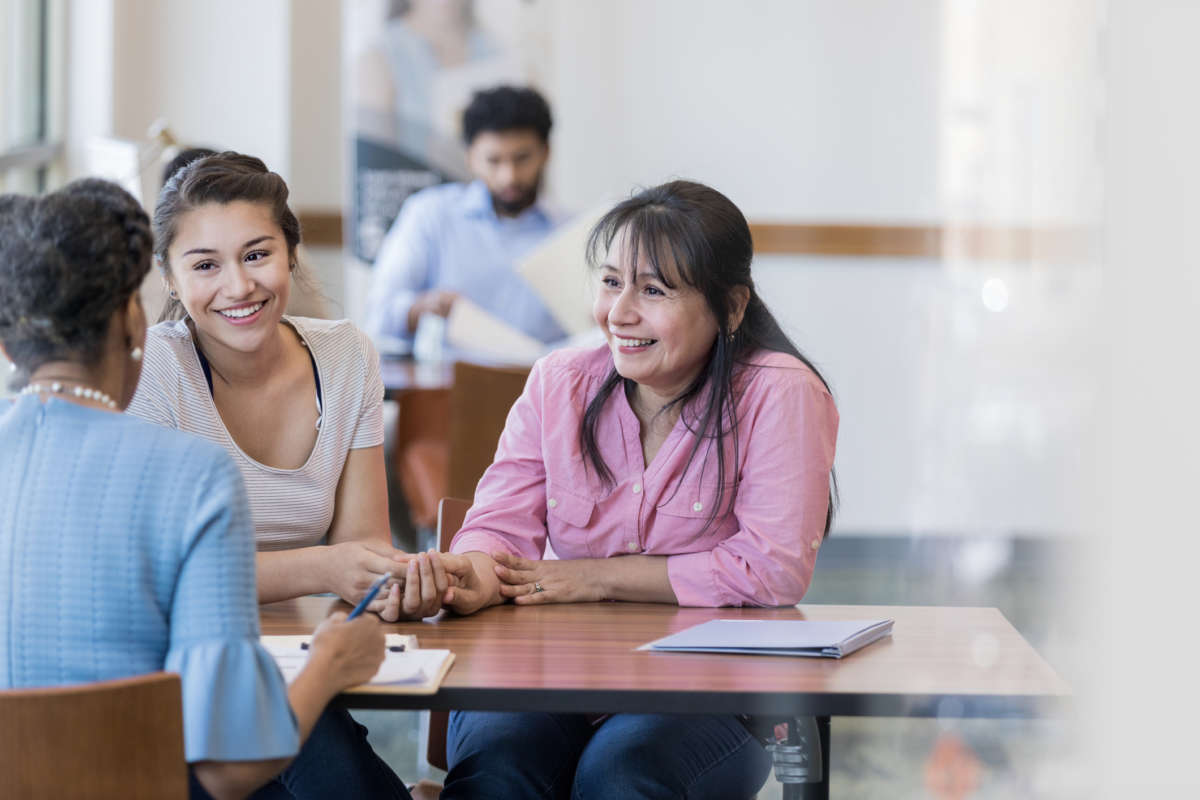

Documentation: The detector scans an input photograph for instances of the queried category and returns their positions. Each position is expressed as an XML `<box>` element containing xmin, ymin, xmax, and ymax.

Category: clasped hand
<box><xmin>325</xmin><ymin>541</ymin><xmax>456</xmax><ymax>621</ymax></box>
<box><xmin>492</xmin><ymin>552</ymin><xmax>606</xmax><ymax>605</ymax></box>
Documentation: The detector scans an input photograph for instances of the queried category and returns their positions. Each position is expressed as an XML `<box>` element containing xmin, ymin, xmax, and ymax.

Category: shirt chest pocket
<box><xmin>547</xmin><ymin>482</ymin><xmax>597</xmax><ymax>532</ymax></box>
<box><xmin>652</xmin><ymin>485</ymin><xmax>736</xmax><ymax>546</ymax></box>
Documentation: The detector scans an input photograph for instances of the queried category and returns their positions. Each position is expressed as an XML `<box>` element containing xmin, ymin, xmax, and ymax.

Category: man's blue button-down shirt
<box><xmin>365</xmin><ymin>180</ymin><xmax>566</xmax><ymax>345</ymax></box>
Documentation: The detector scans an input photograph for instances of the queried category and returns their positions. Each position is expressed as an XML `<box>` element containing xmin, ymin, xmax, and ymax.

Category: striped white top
<box><xmin>128</xmin><ymin>316</ymin><xmax>385</xmax><ymax>551</ymax></box>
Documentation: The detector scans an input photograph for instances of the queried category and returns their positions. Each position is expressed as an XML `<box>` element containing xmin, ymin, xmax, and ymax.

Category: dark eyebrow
<box><xmin>181</xmin><ymin>235</ymin><xmax>276</xmax><ymax>259</ymax></box>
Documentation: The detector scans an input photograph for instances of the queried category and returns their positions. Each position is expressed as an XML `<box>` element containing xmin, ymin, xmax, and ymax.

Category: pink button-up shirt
<box><xmin>450</xmin><ymin>345</ymin><xmax>839</xmax><ymax>607</ymax></box>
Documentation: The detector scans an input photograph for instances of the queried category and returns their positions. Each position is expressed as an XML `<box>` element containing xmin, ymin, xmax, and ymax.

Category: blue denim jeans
<box><xmin>444</xmin><ymin>710</ymin><xmax>772</xmax><ymax>800</ymax></box>
<box><xmin>248</xmin><ymin>707</ymin><xmax>410</xmax><ymax>799</ymax></box>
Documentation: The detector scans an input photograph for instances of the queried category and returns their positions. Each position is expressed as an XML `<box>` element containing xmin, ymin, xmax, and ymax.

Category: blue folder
<box><xmin>639</xmin><ymin>619</ymin><xmax>894</xmax><ymax>659</ymax></box>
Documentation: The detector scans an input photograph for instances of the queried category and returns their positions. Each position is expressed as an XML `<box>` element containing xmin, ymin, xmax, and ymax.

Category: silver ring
<box><xmin>532</xmin><ymin>581</ymin><xmax>545</xmax><ymax>594</ymax></box>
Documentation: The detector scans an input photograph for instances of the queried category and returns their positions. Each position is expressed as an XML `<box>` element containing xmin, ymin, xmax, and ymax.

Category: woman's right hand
<box><xmin>321</xmin><ymin>540</ymin><xmax>408</xmax><ymax>616</ymax></box>
<box><xmin>304</xmin><ymin>611</ymin><xmax>386</xmax><ymax>691</ymax></box>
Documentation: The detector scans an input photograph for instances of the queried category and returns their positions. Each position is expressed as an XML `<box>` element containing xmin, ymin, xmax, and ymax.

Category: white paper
<box><xmin>445</xmin><ymin>296</ymin><xmax>546</xmax><ymax>364</ymax></box>
<box><xmin>261</xmin><ymin>634</ymin><xmax>443</xmax><ymax>684</ymax></box>
<box><xmin>515</xmin><ymin>205</ymin><xmax>610</xmax><ymax>336</ymax></box>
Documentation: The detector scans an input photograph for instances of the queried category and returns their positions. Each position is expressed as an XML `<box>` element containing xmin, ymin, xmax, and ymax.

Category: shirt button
<box><xmin>811</xmin><ymin>539</ymin><xmax>821</xmax><ymax>550</ymax></box>
<box><xmin>547</xmin><ymin>498</ymin><xmax>558</xmax><ymax>509</ymax></box>
<box><xmin>692</xmin><ymin>502</ymin><xmax>703</xmax><ymax>512</ymax></box>
<box><xmin>627</xmin><ymin>541</ymin><xmax>639</xmax><ymax>553</ymax></box>
<box><xmin>632</xmin><ymin>482</ymin><xmax>642</xmax><ymax>494</ymax></box>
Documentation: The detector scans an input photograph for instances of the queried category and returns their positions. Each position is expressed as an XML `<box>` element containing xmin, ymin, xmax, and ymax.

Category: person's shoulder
<box><xmin>739</xmin><ymin>349</ymin><xmax>833</xmax><ymax>399</ymax></box>
<box><xmin>288</xmin><ymin>316</ymin><xmax>372</xmax><ymax>354</ymax></box>
<box><xmin>288</xmin><ymin>316</ymin><xmax>377</xmax><ymax>378</ymax></box>
<box><xmin>536</xmin><ymin>344</ymin><xmax>613</xmax><ymax>382</ymax></box>
<box><xmin>110</xmin><ymin>411</ymin><xmax>233</xmax><ymax>474</ymax></box>
<box><xmin>144</xmin><ymin>319</ymin><xmax>193</xmax><ymax>354</ymax></box>
<box><xmin>405</xmin><ymin>181</ymin><xmax>472</xmax><ymax>215</ymax></box>
<box><xmin>139</xmin><ymin>320</ymin><xmax>195</xmax><ymax>385</ymax></box>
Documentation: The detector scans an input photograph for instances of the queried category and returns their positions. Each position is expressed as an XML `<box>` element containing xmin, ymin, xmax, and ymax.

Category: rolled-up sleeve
<box><xmin>450</xmin><ymin>360</ymin><xmax>549</xmax><ymax>560</ymax></box>
<box><xmin>667</xmin><ymin>371</ymin><xmax>839</xmax><ymax>607</ymax></box>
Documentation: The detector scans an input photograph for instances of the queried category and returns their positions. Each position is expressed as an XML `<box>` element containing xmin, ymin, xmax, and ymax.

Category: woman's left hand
<box><xmin>493</xmin><ymin>552</ymin><xmax>607</xmax><ymax>605</ymax></box>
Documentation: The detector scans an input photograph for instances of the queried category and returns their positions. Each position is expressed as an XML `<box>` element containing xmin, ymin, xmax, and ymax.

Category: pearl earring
<box><xmin>130</xmin><ymin>346</ymin><xmax>143</xmax><ymax>362</ymax></box>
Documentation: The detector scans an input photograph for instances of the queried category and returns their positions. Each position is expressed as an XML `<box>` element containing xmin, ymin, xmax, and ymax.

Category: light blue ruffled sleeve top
<box><xmin>0</xmin><ymin>395</ymin><xmax>299</xmax><ymax>762</ymax></box>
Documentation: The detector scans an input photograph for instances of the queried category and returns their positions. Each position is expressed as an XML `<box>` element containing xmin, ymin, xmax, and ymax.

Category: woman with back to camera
<box><xmin>437</xmin><ymin>180</ymin><xmax>840</xmax><ymax>799</ymax></box>
<box><xmin>0</xmin><ymin>179</ymin><xmax>408</xmax><ymax>800</ymax></box>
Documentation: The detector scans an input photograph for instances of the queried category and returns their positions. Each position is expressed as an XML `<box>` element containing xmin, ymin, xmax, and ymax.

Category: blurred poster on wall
<box><xmin>344</xmin><ymin>0</ymin><xmax>551</xmax><ymax>264</ymax></box>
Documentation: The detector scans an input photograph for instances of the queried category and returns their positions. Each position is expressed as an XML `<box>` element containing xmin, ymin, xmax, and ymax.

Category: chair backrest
<box><xmin>427</xmin><ymin>496</ymin><xmax>473</xmax><ymax>772</ymax></box>
<box><xmin>0</xmin><ymin>671</ymin><xmax>188</xmax><ymax>799</ymax></box>
<box><xmin>446</xmin><ymin>361</ymin><xmax>531</xmax><ymax>500</ymax></box>
<box><xmin>436</xmin><ymin>496</ymin><xmax>473</xmax><ymax>555</ymax></box>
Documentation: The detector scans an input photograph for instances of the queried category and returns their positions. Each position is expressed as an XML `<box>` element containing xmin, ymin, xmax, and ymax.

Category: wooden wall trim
<box><xmin>748</xmin><ymin>223</ymin><xmax>1089</xmax><ymax>261</ymax></box>
<box><xmin>296</xmin><ymin>210</ymin><xmax>343</xmax><ymax>248</ymax></box>
<box><xmin>298</xmin><ymin>210</ymin><xmax>1086</xmax><ymax>261</ymax></box>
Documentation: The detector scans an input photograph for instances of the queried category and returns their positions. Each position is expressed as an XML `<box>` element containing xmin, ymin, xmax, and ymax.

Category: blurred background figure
<box><xmin>365</xmin><ymin>85</ymin><xmax>563</xmax><ymax>350</ymax></box>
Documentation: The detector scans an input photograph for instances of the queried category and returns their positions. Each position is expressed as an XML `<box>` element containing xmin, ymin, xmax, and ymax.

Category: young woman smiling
<box><xmin>435</xmin><ymin>180</ymin><xmax>839</xmax><ymax>800</ymax></box>
<box><xmin>129</xmin><ymin>151</ymin><xmax>451</xmax><ymax>618</ymax></box>
<box><xmin>126</xmin><ymin>153</ymin><xmax>446</xmax><ymax>798</ymax></box>
<box><xmin>129</xmin><ymin>153</ymin><xmax>451</xmax><ymax>621</ymax></box>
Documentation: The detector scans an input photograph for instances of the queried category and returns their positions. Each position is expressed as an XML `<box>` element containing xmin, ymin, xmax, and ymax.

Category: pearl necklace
<box><xmin>19</xmin><ymin>381</ymin><xmax>118</xmax><ymax>410</ymax></box>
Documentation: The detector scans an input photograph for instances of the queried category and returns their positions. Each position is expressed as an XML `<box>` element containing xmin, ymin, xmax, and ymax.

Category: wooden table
<box><xmin>262</xmin><ymin>598</ymin><xmax>1068</xmax><ymax>797</ymax></box>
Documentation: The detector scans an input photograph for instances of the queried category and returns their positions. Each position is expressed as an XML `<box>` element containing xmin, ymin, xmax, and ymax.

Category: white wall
<box><xmin>1092</xmin><ymin>2</ymin><xmax>1200</xmax><ymax>793</ymax></box>
<box><xmin>547</xmin><ymin>0</ymin><xmax>943</xmax><ymax>221</ymax></box>
<box><xmin>108</xmin><ymin>0</ymin><xmax>292</xmax><ymax>182</ymax></box>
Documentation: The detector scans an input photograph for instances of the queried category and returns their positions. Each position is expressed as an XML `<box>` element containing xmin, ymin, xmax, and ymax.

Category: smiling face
<box><xmin>165</xmin><ymin>200</ymin><xmax>291</xmax><ymax>354</ymax></box>
<box><xmin>592</xmin><ymin>229</ymin><xmax>720</xmax><ymax>407</ymax></box>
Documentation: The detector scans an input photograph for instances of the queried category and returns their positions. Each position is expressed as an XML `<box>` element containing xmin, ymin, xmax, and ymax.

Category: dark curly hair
<box><xmin>0</xmin><ymin>179</ymin><xmax>152</xmax><ymax>389</ymax></box>
<box><xmin>154</xmin><ymin>151</ymin><xmax>303</xmax><ymax>321</ymax></box>
<box><xmin>462</xmin><ymin>85</ymin><xmax>553</xmax><ymax>146</ymax></box>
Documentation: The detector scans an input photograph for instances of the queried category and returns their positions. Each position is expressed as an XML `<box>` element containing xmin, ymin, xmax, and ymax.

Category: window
<box><xmin>0</xmin><ymin>0</ymin><xmax>63</xmax><ymax>194</ymax></box>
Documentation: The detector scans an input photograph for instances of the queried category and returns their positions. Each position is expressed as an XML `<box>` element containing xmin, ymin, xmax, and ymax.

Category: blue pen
<box><xmin>347</xmin><ymin>571</ymin><xmax>393</xmax><ymax>620</ymax></box>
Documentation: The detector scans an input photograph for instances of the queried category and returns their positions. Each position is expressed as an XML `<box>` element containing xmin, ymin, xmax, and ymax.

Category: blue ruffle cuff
<box><xmin>165</xmin><ymin>637</ymin><xmax>299</xmax><ymax>763</ymax></box>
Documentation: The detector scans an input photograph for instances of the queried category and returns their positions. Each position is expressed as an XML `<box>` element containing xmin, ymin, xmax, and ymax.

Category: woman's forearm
<box><xmin>256</xmin><ymin>547</ymin><xmax>332</xmax><ymax>604</ymax></box>
<box><xmin>597</xmin><ymin>555</ymin><xmax>678</xmax><ymax>604</ymax></box>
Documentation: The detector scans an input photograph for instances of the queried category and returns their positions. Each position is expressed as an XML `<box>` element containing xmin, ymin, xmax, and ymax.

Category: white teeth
<box><xmin>218</xmin><ymin>302</ymin><xmax>264</xmax><ymax>319</ymax></box>
<box><xmin>615</xmin><ymin>337</ymin><xmax>656</xmax><ymax>347</ymax></box>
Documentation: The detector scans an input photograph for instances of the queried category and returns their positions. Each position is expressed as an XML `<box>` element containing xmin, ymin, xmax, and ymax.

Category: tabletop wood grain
<box><xmin>261</xmin><ymin>598</ymin><xmax>1070</xmax><ymax>718</ymax></box>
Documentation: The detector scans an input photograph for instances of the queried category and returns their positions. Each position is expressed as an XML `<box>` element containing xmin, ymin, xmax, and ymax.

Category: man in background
<box><xmin>365</xmin><ymin>85</ymin><xmax>565</xmax><ymax>346</ymax></box>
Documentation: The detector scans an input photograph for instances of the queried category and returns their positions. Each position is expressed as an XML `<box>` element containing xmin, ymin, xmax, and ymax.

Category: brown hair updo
<box><xmin>153</xmin><ymin>151</ymin><xmax>303</xmax><ymax>321</ymax></box>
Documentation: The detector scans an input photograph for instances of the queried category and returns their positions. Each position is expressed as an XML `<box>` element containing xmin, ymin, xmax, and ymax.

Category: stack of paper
<box><xmin>262</xmin><ymin>634</ymin><xmax>455</xmax><ymax>694</ymax></box>
<box><xmin>639</xmin><ymin>619</ymin><xmax>894</xmax><ymax>659</ymax></box>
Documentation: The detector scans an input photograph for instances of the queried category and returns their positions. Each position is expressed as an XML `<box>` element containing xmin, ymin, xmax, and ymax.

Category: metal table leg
<box><xmin>775</xmin><ymin>715</ymin><xmax>831</xmax><ymax>800</ymax></box>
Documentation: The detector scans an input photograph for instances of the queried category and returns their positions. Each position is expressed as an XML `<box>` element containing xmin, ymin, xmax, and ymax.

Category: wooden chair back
<box><xmin>446</xmin><ymin>361</ymin><xmax>530</xmax><ymax>500</ymax></box>
<box><xmin>392</xmin><ymin>386</ymin><xmax>452</xmax><ymax>530</ymax></box>
<box><xmin>0</xmin><ymin>671</ymin><xmax>188</xmax><ymax>799</ymax></box>
<box><xmin>427</xmin><ymin>496</ymin><xmax>473</xmax><ymax>772</ymax></box>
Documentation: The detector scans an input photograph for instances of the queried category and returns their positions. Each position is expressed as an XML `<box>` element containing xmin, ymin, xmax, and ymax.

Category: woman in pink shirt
<box><xmin>440</xmin><ymin>180</ymin><xmax>838</xmax><ymax>800</ymax></box>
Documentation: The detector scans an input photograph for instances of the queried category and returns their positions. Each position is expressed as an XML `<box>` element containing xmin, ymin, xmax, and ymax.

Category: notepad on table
<box><xmin>262</xmin><ymin>634</ymin><xmax>455</xmax><ymax>694</ymax></box>
<box><xmin>639</xmin><ymin>619</ymin><xmax>894</xmax><ymax>659</ymax></box>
